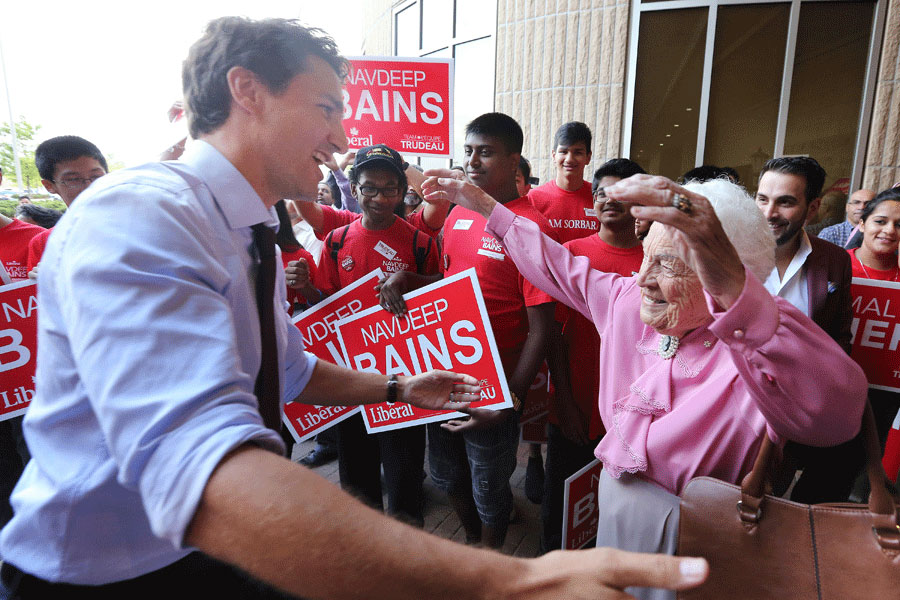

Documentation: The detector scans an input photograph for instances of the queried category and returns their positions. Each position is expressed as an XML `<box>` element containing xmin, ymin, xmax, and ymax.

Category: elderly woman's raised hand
<box><xmin>422</xmin><ymin>168</ymin><xmax>498</xmax><ymax>217</ymax></box>
<box><xmin>606</xmin><ymin>175</ymin><xmax>747</xmax><ymax>310</ymax></box>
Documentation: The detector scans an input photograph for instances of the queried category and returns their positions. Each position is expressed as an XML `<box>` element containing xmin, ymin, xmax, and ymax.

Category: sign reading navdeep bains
<box><xmin>343</xmin><ymin>57</ymin><xmax>453</xmax><ymax>158</ymax></box>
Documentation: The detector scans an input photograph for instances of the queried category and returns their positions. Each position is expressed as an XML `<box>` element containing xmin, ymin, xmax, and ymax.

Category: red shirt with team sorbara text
<box><xmin>315</xmin><ymin>217</ymin><xmax>438</xmax><ymax>295</ymax></box>
<box><xmin>527</xmin><ymin>181</ymin><xmax>598</xmax><ymax>244</ymax></box>
<box><xmin>556</xmin><ymin>235</ymin><xmax>644</xmax><ymax>437</ymax></box>
<box><xmin>1</xmin><ymin>219</ymin><xmax>45</xmax><ymax>281</ymax></box>
<box><xmin>440</xmin><ymin>198</ymin><xmax>556</xmax><ymax>372</ymax></box>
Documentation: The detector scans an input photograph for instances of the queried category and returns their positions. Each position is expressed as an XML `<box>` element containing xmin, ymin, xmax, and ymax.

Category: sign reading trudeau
<box><xmin>343</xmin><ymin>56</ymin><xmax>453</xmax><ymax>158</ymax></box>
<box><xmin>850</xmin><ymin>278</ymin><xmax>900</xmax><ymax>392</ymax></box>
<box><xmin>562</xmin><ymin>459</ymin><xmax>602</xmax><ymax>550</ymax></box>
<box><xmin>0</xmin><ymin>281</ymin><xmax>37</xmax><ymax>422</ymax></box>
<box><xmin>282</xmin><ymin>269</ymin><xmax>384</xmax><ymax>442</ymax></box>
<box><xmin>334</xmin><ymin>269</ymin><xmax>512</xmax><ymax>433</ymax></box>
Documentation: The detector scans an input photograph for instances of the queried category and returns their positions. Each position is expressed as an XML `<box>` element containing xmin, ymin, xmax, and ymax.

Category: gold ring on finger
<box><xmin>671</xmin><ymin>193</ymin><xmax>693</xmax><ymax>215</ymax></box>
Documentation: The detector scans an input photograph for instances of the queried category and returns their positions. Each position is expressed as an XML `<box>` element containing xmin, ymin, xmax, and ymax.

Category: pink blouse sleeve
<box><xmin>708</xmin><ymin>271</ymin><xmax>868</xmax><ymax>447</ymax></box>
<box><xmin>486</xmin><ymin>203</ymin><xmax>628</xmax><ymax>336</ymax></box>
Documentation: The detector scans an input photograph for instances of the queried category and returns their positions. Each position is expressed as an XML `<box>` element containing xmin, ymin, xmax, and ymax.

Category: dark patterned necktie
<box><xmin>251</xmin><ymin>223</ymin><xmax>281</xmax><ymax>431</ymax></box>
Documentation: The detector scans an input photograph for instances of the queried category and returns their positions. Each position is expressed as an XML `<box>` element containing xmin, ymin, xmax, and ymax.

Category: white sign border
<box><xmin>344</xmin><ymin>56</ymin><xmax>454</xmax><ymax>159</ymax></box>
<box><xmin>561</xmin><ymin>458</ymin><xmax>602</xmax><ymax>550</ymax></box>
<box><xmin>280</xmin><ymin>268</ymin><xmax>384</xmax><ymax>442</ymax></box>
<box><xmin>334</xmin><ymin>268</ymin><xmax>512</xmax><ymax>433</ymax></box>
<box><xmin>0</xmin><ymin>280</ymin><xmax>38</xmax><ymax>422</ymax></box>
<box><xmin>850</xmin><ymin>277</ymin><xmax>900</xmax><ymax>393</ymax></box>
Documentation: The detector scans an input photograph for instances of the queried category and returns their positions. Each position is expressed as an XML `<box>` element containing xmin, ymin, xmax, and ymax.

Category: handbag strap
<box><xmin>738</xmin><ymin>401</ymin><xmax>900</xmax><ymax>550</ymax></box>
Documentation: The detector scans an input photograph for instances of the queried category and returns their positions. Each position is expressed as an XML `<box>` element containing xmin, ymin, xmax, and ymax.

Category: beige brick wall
<box><xmin>496</xmin><ymin>0</ymin><xmax>632</xmax><ymax>184</ymax></box>
<box><xmin>864</xmin><ymin>1</ymin><xmax>900</xmax><ymax>191</ymax></box>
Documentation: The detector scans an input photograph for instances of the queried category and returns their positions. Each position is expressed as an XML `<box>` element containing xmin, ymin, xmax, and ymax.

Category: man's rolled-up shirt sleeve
<box><xmin>56</xmin><ymin>186</ymin><xmax>285</xmax><ymax>549</ymax></box>
<box><xmin>283</xmin><ymin>324</ymin><xmax>318</xmax><ymax>403</ymax></box>
<box><xmin>707</xmin><ymin>270</ymin><xmax>868</xmax><ymax>447</ymax></box>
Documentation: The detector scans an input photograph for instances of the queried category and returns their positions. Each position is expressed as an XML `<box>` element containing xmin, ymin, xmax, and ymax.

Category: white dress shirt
<box><xmin>0</xmin><ymin>141</ymin><xmax>317</xmax><ymax>584</ymax></box>
<box><xmin>764</xmin><ymin>230</ymin><xmax>813</xmax><ymax>316</ymax></box>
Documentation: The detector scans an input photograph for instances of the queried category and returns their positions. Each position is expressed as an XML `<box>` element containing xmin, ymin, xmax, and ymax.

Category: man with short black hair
<box><xmin>380</xmin><ymin>113</ymin><xmax>559</xmax><ymax>548</ymax></box>
<box><xmin>0</xmin><ymin>17</ymin><xmax>707</xmax><ymax>600</ymax></box>
<box><xmin>26</xmin><ymin>135</ymin><xmax>108</xmax><ymax>271</ymax></box>
<box><xmin>755</xmin><ymin>156</ymin><xmax>859</xmax><ymax>503</ymax></box>
<box><xmin>528</xmin><ymin>121</ymin><xmax>598</xmax><ymax>243</ymax></box>
<box><xmin>541</xmin><ymin>158</ymin><xmax>647</xmax><ymax>552</ymax></box>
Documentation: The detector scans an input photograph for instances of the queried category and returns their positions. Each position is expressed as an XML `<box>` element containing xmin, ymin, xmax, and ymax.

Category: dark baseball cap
<box><xmin>354</xmin><ymin>144</ymin><xmax>407</xmax><ymax>179</ymax></box>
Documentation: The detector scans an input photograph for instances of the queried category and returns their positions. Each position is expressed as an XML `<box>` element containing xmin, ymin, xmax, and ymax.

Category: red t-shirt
<box><xmin>315</xmin><ymin>216</ymin><xmax>439</xmax><ymax>295</ymax></box>
<box><xmin>555</xmin><ymin>235</ymin><xmax>644</xmax><ymax>438</ymax></box>
<box><xmin>316</xmin><ymin>205</ymin><xmax>442</xmax><ymax>241</ymax></box>
<box><xmin>1</xmin><ymin>219</ymin><xmax>45</xmax><ymax>281</ymax></box>
<box><xmin>848</xmin><ymin>248</ymin><xmax>900</xmax><ymax>281</ymax></box>
<box><xmin>281</xmin><ymin>246</ymin><xmax>318</xmax><ymax>315</ymax></box>
<box><xmin>26</xmin><ymin>227</ymin><xmax>53</xmax><ymax>272</ymax></box>
<box><xmin>440</xmin><ymin>197</ymin><xmax>556</xmax><ymax>373</ymax></box>
<box><xmin>527</xmin><ymin>180</ymin><xmax>598</xmax><ymax>244</ymax></box>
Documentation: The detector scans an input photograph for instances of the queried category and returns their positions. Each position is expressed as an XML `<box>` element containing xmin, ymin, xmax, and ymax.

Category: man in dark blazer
<box><xmin>755</xmin><ymin>156</ymin><xmax>860</xmax><ymax>503</ymax></box>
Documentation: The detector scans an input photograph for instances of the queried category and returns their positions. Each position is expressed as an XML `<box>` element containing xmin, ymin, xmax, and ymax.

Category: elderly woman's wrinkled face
<box><xmin>636</xmin><ymin>224</ymin><xmax>712</xmax><ymax>337</ymax></box>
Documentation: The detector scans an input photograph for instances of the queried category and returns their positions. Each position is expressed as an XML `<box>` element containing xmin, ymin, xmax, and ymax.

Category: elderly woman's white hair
<box><xmin>681</xmin><ymin>178</ymin><xmax>776</xmax><ymax>284</ymax></box>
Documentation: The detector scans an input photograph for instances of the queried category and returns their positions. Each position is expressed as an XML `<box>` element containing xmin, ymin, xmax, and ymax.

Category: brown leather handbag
<box><xmin>677</xmin><ymin>404</ymin><xmax>900</xmax><ymax>599</ymax></box>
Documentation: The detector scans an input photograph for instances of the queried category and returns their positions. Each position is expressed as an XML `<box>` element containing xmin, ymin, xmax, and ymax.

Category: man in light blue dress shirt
<box><xmin>0</xmin><ymin>17</ymin><xmax>708</xmax><ymax>600</ymax></box>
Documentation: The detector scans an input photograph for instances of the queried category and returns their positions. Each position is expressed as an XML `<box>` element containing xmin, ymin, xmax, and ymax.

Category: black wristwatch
<box><xmin>386</xmin><ymin>374</ymin><xmax>399</xmax><ymax>404</ymax></box>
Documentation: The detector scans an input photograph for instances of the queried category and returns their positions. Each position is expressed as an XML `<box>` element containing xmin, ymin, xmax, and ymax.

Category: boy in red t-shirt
<box><xmin>293</xmin><ymin>161</ymin><xmax>450</xmax><ymax>242</ymax></box>
<box><xmin>381</xmin><ymin>114</ymin><xmax>557</xmax><ymax>548</ymax></box>
<box><xmin>0</xmin><ymin>214</ymin><xmax>44</xmax><ymax>283</ymax></box>
<box><xmin>527</xmin><ymin>121</ymin><xmax>599</xmax><ymax>244</ymax></box>
<box><xmin>311</xmin><ymin>145</ymin><xmax>439</xmax><ymax>526</ymax></box>
<box><xmin>541</xmin><ymin>157</ymin><xmax>647</xmax><ymax>551</ymax></box>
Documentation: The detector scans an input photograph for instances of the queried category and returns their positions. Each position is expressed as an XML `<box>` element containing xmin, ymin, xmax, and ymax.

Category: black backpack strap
<box><xmin>329</xmin><ymin>225</ymin><xmax>351</xmax><ymax>262</ymax></box>
<box><xmin>412</xmin><ymin>229</ymin><xmax>433</xmax><ymax>275</ymax></box>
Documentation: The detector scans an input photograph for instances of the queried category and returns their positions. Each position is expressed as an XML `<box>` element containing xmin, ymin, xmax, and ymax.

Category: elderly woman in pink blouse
<box><xmin>423</xmin><ymin>172</ymin><xmax>868</xmax><ymax>600</ymax></box>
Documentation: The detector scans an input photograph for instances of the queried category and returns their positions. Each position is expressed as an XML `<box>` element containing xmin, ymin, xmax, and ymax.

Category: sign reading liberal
<box><xmin>850</xmin><ymin>278</ymin><xmax>900</xmax><ymax>392</ymax></box>
<box><xmin>282</xmin><ymin>269</ymin><xmax>384</xmax><ymax>443</ymax></box>
<box><xmin>334</xmin><ymin>268</ymin><xmax>512</xmax><ymax>433</ymax></box>
<box><xmin>562</xmin><ymin>459</ymin><xmax>602</xmax><ymax>550</ymax></box>
<box><xmin>0</xmin><ymin>281</ymin><xmax>37</xmax><ymax>422</ymax></box>
<box><xmin>343</xmin><ymin>56</ymin><xmax>453</xmax><ymax>157</ymax></box>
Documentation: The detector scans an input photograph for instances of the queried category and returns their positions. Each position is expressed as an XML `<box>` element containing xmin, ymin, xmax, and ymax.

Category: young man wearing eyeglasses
<box><xmin>290</xmin><ymin>157</ymin><xmax>449</xmax><ymax>242</ymax></box>
<box><xmin>311</xmin><ymin>144</ymin><xmax>440</xmax><ymax>527</ymax></box>
<box><xmin>26</xmin><ymin>136</ymin><xmax>108</xmax><ymax>272</ymax></box>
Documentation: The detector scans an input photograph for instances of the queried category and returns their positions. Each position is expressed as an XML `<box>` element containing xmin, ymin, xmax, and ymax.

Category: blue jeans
<box><xmin>427</xmin><ymin>411</ymin><xmax>519</xmax><ymax>528</ymax></box>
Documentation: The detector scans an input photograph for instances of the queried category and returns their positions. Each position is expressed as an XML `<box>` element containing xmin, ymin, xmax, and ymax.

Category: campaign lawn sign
<box><xmin>343</xmin><ymin>57</ymin><xmax>453</xmax><ymax>157</ymax></box>
<box><xmin>849</xmin><ymin>278</ymin><xmax>900</xmax><ymax>392</ymax></box>
<box><xmin>561</xmin><ymin>459</ymin><xmax>603</xmax><ymax>550</ymax></box>
<box><xmin>849</xmin><ymin>278</ymin><xmax>900</xmax><ymax>481</ymax></box>
<box><xmin>0</xmin><ymin>281</ymin><xmax>37</xmax><ymax>422</ymax></box>
<box><xmin>334</xmin><ymin>268</ymin><xmax>512</xmax><ymax>433</ymax></box>
<box><xmin>282</xmin><ymin>269</ymin><xmax>384</xmax><ymax>442</ymax></box>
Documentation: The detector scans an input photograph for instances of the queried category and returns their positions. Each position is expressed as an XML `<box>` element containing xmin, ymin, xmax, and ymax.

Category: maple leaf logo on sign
<box><xmin>350</xmin><ymin>127</ymin><xmax>359</xmax><ymax>136</ymax></box>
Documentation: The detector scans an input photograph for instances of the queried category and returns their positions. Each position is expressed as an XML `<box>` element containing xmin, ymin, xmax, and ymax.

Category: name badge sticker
<box><xmin>453</xmin><ymin>219</ymin><xmax>474</xmax><ymax>230</ymax></box>
<box><xmin>374</xmin><ymin>241</ymin><xmax>397</xmax><ymax>261</ymax></box>
<box><xmin>584</xmin><ymin>208</ymin><xmax>597</xmax><ymax>217</ymax></box>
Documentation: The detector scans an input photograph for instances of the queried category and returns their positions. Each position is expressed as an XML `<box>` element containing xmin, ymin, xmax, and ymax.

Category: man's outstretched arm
<box><xmin>187</xmin><ymin>444</ymin><xmax>709</xmax><ymax>600</ymax></box>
